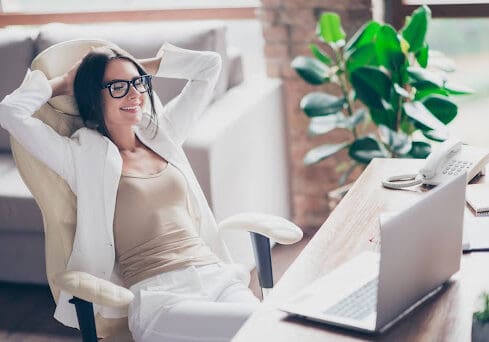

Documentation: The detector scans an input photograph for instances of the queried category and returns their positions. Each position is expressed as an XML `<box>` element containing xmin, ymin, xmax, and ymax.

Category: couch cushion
<box><xmin>0</xmin><ymin>154</ymin><xmax>43</xmax><ymax>233</ymax></box>
<box><xmin>35</xmin><ymin>21</ymin><xmax>229</xmax><ymax>105</ymax></box>
<box><xmin>0</xmin><ymin>29</ymin><xmax>36</xmax><ymax>152</ymax></box>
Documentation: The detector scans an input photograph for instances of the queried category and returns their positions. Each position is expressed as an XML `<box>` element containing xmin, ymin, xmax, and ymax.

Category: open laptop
<box><xmin>281</xmin><ymin>173</ymin><xmax>466</xmax><ymax>333</ymax></box>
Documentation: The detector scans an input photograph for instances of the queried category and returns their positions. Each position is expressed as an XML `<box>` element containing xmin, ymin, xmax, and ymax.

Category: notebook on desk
<box><xmin>281</xmin><ymin>173</ymin><xmax>466</xmax><ymax>334</ymax></box>
<box><xmin>463</xmin><ymin>206</ymin><xmax>489</xmax><ymax>252</ymax></box>
<box><xmin>466</xmin><ymin>183</ymin><xmax>489</xmax><ymax>216</ymax></box>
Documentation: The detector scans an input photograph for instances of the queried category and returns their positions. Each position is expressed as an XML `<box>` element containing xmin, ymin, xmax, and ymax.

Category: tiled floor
<box><xmin>0</xmin><ymin>229</ymin><xmax>316</xmax><ymax>341</ymax></box>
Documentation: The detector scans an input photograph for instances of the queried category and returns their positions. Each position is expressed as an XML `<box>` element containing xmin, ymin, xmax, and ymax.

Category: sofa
<box><xmin>0</xmin><ymin>21</ymin><xmax>291</xmax><ymax>284</ymax></box>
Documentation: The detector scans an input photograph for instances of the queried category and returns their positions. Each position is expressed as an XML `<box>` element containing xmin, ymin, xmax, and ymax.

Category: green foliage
<box><xmin>474</xmin><ymin>292</ymin><xmax>489</xmax><ymax>323</ymax></box>
<box><xmin>290</xmin><ymin>5</ymin><xmax>472</xmax><ymax>185</ymax></box>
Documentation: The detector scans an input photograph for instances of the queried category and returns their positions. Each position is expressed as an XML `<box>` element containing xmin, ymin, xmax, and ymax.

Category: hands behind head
<box><xmin>48</xmin><ymin>48</ymin><xmax>93</xmax><ymax>98</ymax></box>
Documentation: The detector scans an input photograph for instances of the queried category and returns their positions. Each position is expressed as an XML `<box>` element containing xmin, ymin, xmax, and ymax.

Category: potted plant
<box><xmin>473</xmin><ymin>292</ymin><xmax>489</xmax><ymax>341</ymax></box>
<box><xmin>291</xmin><ymin>5</ymin><xmax>472</xmax><ymax>187</ymax></box>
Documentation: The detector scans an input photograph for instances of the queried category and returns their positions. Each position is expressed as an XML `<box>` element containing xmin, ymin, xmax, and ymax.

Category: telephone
<box><xmin>382</xmin><ymin>139</ymin><xmax>489</xmax><ymax>189</ymax></box>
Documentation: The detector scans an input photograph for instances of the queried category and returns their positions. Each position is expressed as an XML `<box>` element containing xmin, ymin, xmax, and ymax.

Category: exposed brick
<box><xmin>278</xmin><ymin>9</ymin><xmax>317</xmax><ymax>26</ymax></box>
<box><xmin>289</xmin><ymin>25</ymin><xmax>317</xmax><ymax>43</ymax></box>
<box><xmin>258</xmin><ymin>0</ymin><xmax>374</xmax><ymax>228</ymax></box>
<box><xmin>256</xmin><ymin>8</ymin><xmax>280</xmax><ymax>25</ymax></box>
<box><xmin>264</xmin><ymin>42</ymin><xmax>289</xmax><ymax>59</ymax></box>
<box><xmin>262</xmin><ymin>25</ymin><xmax>289</xmax><ymax>43</ymax></box>
<box><xmin>261</xmin><ymin>0</ymin><xmax>283</xmax><ymax>8</ymax></box>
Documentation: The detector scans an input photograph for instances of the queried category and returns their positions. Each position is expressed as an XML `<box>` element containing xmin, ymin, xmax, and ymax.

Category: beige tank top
<box><xmin>113</xmin><ymin>163</ymin><xmax>220</xmax><ymax>287</ymax></box>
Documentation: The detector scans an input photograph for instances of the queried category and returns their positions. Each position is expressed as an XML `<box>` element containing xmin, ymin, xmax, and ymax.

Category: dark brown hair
<box><xmin>74</xmin><ymin>46</ymin><xmax>158</xmax><ymax>139</ymax></box>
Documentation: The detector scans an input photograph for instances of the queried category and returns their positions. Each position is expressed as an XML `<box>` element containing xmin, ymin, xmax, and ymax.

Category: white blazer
<box><xmin>0</xmin><ymin>43</ymin><xmax>232</xmax><ymax>328</ymax></box>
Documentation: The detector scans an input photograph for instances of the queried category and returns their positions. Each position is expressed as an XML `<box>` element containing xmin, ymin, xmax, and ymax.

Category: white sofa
<box><xmin>0</xmin><ymin>21</ymin><xmax>291</xmax><ymax>284</ymax></box>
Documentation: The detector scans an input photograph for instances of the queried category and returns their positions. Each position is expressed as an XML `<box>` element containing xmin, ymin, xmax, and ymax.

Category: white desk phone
<box><xmin>382</xmin><ymin>139</ymin><xmax>489</xmax><ymax>189</ymax></box>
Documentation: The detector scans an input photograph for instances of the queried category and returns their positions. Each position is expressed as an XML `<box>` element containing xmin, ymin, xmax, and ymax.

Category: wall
<box><xmin>257</xmin><ymin>0</ymin><xmax>374</xmax><ymax>230</ymax></box>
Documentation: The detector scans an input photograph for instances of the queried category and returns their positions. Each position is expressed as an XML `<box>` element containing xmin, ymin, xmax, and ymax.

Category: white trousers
<box><xmin>128</xmin><ymin>263</ymin><xmax>260</xmax><ymax>342</ymax></box>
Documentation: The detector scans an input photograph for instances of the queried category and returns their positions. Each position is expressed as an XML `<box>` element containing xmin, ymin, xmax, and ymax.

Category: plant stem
<box><xmin>334</xmin><ymin>47</ymin><xmax>357</xmax><ymax>139</ymax></box>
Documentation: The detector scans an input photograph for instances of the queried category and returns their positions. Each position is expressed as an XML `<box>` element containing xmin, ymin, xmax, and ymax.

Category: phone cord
<box><xmin>381</xmin><ymin>173</ymin><xmax>424</xmax><ymax>190</ymax></box>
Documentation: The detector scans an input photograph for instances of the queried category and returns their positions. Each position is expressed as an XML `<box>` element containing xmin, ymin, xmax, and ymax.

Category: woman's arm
<box><xmin>138</xmin><ymin>57</ymin><xmax>161</xmax><ymax>76</ymax></box>
<box><xmin>141</xmin><ymin>43</ymin><xmax>222</xmax><ymax>146</ymax></box>
<box><xmin>0</xmin><ymin>70</ymin><xmax>77</xmax><ymax>192</ymax></box>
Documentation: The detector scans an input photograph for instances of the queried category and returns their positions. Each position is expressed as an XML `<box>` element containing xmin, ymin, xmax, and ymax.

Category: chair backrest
<box><xmin>9</xmin><ymin>39</ymin><xmax>154</xmax><ymax>338</ymax></box>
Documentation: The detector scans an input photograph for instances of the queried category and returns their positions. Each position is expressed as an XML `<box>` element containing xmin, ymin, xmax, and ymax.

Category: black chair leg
<box><xmin>69</xmin><ymin>296</ymin><xmax>98</xmax><ymax>342</ymax></box>
<box><xmin>249</xmin><ymin>232</ymin><xmax>273</xmax><ymax>297</ymax></box>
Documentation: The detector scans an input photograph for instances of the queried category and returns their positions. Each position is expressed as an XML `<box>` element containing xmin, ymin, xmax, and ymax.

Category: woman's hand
<box><xmin>49</xmin><ymin>59</ymin><xmax>81</xmax><ymax>98</ymax></box>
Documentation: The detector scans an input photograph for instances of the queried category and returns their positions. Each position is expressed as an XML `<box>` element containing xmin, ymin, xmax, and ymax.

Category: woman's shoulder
<box><xmin>70</xmin><ymin>126</ymin><xmax>107</xmax><ymax>145</ymax></box>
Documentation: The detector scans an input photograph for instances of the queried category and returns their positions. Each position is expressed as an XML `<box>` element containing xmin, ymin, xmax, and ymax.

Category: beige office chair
<box><xmin>10</xmin><ymin>39</ymin><xmax>303</xmax><ymax>341</ymax></box>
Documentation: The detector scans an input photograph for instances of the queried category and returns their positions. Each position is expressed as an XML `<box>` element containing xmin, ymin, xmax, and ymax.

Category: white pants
<box><xmin>128</xmin><ymin>263</ymin><xmax>260</xmax><ymax>342</ymax></box>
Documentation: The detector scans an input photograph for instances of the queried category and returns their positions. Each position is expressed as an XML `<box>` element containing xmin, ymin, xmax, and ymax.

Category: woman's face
<box><xmin>101</xmin><ymin>59</ymin><xmax>145</xmax><ymax>128</ymax></box>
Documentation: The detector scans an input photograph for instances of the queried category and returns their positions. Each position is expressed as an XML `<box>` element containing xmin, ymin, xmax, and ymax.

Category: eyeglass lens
<box><xmin>108</xmin><ymin>76</ymin><xmax>151</xmax><ymax>98</ymax></box>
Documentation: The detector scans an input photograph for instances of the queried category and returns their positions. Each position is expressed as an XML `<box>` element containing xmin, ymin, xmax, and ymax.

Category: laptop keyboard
<box><xmin>324</xmin><ymin>277</ymin><xmax>378</xmax><ymax>320</ymax></box>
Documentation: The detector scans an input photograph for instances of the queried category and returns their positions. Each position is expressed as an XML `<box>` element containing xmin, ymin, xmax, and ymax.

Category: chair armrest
<box><xmin>53</xmin><ymin>271</ymin><xmax>134</xmax><ymax>309</ymax></box>
<box><xmin>218</xmin><ymin>212</ymin><xmax>303</xmax><ymax>245</ymax></box>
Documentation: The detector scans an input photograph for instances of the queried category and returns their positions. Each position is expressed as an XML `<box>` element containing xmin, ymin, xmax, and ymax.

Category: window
<box><xmin>426</xmin><ymin>18</ymin><xmax>489</xmax><ymax>146</ymax></box>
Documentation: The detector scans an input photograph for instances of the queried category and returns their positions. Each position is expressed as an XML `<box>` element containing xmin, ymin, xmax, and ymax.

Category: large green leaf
<box><xmin>378</xmin><ymin>125</ymin><xmax>412</xmax><ymax>155</ymax></box>
<box><xmin>414</xmin><ymin>84</ymin><xmax>449</xmax><ymax>100</ymax></box>
<box><xmin>403</xmin><ymin>141</ymin><xmax>432</xmax><ymax>158</ymax></box>
<box><xmin>400</xmin><ymin>115</ymin><xmax>417</xmax><ymax>135</ymax></box>
<box><xmin>401</xmin><ymin>5</ymin><xmax>431</xmax><ymax>52</ymax></box>
<box><xmin>308</xmin><ymin>108</ymin><xmax>367</xmax><ymax>136</ymax></box>
<box><xmin>317</xmin><ymin>12</ymin><xmax>346</xmax><ymax>44</ymax></box>
<box><xmin>346</xmin><ymin>43</ymin><xmax>378</xmax><ymax>72</ymax></box>
<box><xmin>416</xmin><ymin>43</ymin><xmax>429</xmax><ymax>68</ymax></box>
<box><xmin>444</xmin><ymin>81</ymin><xmax>474</xmax><ymax>95</ymax></box>
<box><xmin>348</xmin><ymin>136</ymin><xmax>389</xmax><ymax>164</ymax></box>
<box><xmin>422</xmin><ymin>129</ymin><xmax>448</xmax><ymax>142</ymax></box>
<box><xmin>407</xmin><ymin>66</ymin><xmax>443</xmax><ymax>88</ymax></box>
<box><xmin>345</xmin><ymin>21</ymin><xmax>381</xmax><ymax>51</ymax></box>
<box><xmin>309</xmin><ymin>43</ymin><xmax>332</xmax><ymax>65</ymax></box>
<box><xmin>304</xmin><ymin>142</ymin><xmax>349</xmax><ymax>166</ymax></box>
<box><xmin>350</xmin><ymin>66</ymin><xmax>392</xmax><ymax>110</ymax></box>
<box><xmin>422</xmin><ymin>95</ymin><xmax>457</xmax><ymax>124</ymax></box>
<box><xmin>300</xmin><ymin>92</ymin><xmax>346</xmax><ymax>117</ymax></box>
<box><xmin>369</xmin><ymin>108</ymin><xmax>397</xmax><ymax>130</ymax></box>
<box><xmin>308</xmin><ymin>112</ymin><xmax>347</xmax><ymax>136</ymax></box>
<box><xmin>291</xmin><ymin>56</ymin><xmax>330</xmax><ymax>85</ymax></box>
<box><xmin>403</xmin><ymin>101</ymin><xmax>447</xmax><ymax>132</ymax></box>
<box><xmin>375</xmin><ymin>25</ymin><xmax>405</xmax><ymax>71</ymax></box>
<box><xmin>347</xmin><ymin>108</ymin><xmax>368</xmax><ymax>128</ymax></box>
<box><xmin>393</xmin><ymin>83</ymin><xmax>410</xmax><ymax>98</ymax></box>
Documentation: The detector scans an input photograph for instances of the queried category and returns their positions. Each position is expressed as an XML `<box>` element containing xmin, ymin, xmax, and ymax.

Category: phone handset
<box><xmin>382</xmin><ymin>139</ymin><xmax>464</xmax><ymax>189</ymax></box>
<box><xmin>419</xmin><ymin>140</ymin><xmax>462</xmax><ymax>180</ymax></box>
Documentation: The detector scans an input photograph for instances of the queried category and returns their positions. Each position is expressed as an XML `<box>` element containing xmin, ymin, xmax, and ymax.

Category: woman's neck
<box><xmin>107</xmin><ymin>125</ymin><xmax>139</xmax><ymax>152</ymax></box>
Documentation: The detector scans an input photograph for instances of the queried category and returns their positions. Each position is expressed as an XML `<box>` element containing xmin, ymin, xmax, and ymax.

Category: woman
<box><xmin>0</xmin><ymin>42</ymin><xmax>259</xmax><ymax>341</ymax></box>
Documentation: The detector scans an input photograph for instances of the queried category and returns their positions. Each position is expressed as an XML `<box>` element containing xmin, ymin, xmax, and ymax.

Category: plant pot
<box><xmin>472</xmin><ymin>318</ymin><xmax>489</xmax><ymax>342</ymax></box>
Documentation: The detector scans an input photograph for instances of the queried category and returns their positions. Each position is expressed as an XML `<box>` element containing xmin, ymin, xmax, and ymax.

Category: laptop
<box><xmin>281</xmin><ymin>173</ymin><xmax>466</xmax><ymax>333</ymax></box>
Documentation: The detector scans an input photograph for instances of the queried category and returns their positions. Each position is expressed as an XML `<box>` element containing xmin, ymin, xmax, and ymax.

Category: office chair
<box><xmin>9</xmin><ymin>39</ymin><xmax>302</xmax><ymax>341</ymax></box>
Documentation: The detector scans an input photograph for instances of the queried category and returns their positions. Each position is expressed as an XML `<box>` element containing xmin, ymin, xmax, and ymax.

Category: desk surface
<box><xmin>233</xmin><ymin>158</ymin><xmax>489</xmax><ymax>341</ymax></box>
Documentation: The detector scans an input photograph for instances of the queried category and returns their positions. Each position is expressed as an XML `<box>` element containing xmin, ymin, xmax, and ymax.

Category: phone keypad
<box><xmin>442</xmin><ymin>160</ymin><xmax>473</xmax><ymax>176</ymax></box>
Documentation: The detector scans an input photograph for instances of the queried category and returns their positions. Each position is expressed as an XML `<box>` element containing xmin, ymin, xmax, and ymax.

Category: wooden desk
<box><xmin>234</xmin><ymin>158</ymin><xmax>489</xmax><ymax>341</ymax></box>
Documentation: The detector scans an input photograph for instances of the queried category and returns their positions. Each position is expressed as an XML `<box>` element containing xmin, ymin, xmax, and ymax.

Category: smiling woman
<box><xmin>0</xmin><ymin>39</ymin><xmax>264</xmax><ymax>341</ymax></box>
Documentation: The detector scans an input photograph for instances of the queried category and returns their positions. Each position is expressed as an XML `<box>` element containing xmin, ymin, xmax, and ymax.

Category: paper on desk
<box><xmin>463</xmin><ymin>206</ymin><xmax>489</xmax><ymax>251</ymax></box>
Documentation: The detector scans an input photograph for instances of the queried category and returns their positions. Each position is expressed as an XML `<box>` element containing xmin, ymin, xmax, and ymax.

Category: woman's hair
<box><xmin>74</xmin><ymin>46</ymin><xmax>158</xmax><ymax>139</ymax></box>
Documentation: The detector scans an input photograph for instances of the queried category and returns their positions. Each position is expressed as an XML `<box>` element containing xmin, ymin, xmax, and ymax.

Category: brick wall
<box><xmin>257</xmin><ymin>0</ymin><xmax>374</xmax><ymax>230</ymax></box>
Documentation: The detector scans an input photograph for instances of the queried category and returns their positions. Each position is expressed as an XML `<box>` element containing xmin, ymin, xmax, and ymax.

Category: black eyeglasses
<box><xmin>101</xmin><ymin>75</ymin><xmax>153</xmax><ymax>99</ymax></box>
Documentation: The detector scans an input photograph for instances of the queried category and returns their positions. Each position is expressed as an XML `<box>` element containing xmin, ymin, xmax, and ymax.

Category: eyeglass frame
<box><xmin>101</xmin><ymin>74</ymin><xmax>153</xmax><ymax>99</ymax></box>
